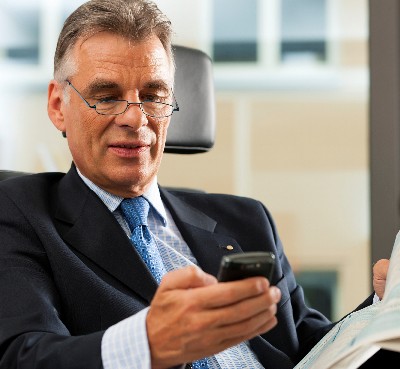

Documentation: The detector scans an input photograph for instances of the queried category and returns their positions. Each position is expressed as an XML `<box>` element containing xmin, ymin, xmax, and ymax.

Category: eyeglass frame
<box><xmin>65</xmin><ymin>80</ymin><xmax>180</xmax><ymax>118</ymax></box>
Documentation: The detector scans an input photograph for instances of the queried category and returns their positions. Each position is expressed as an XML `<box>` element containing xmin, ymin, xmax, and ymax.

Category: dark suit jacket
<box><xmin>0</xmin><ymin>166</ymin><xmax>371</xmax><ymax>369</ymax></box>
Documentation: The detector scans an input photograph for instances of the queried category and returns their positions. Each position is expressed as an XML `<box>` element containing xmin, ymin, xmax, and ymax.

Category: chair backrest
<box><xmin>0</xmin><ymin>45</ymin><xmax>216</xmax><ymax>181</ymax></box>
<box><xmin>165</xmin><ymin>45</ymin><xmax>215</xmax><ymax>154</ymax></box>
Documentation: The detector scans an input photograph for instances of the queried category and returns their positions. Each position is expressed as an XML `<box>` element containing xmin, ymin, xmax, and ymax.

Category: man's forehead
<box><xmin>73</xmin><ymin>32</ymin><xmax>173</xmax><ymax>79</ymax></box>
<box><xmin>76</xmin><ymin>32</ymin><xmax>168</xmax><ymax>61</ymax></box>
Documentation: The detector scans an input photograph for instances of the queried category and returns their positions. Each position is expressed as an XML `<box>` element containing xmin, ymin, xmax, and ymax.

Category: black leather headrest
<box><xmin>164</xmin><ymin>45</ymin><xmax>216</xmax><ymax>154</ymax></box>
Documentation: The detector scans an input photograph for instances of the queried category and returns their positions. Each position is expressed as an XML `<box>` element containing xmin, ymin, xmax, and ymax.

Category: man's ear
<box><xmin>47</xmin><ymin>80</ymin><xmax>66</xmax><ymax>135</ymax></box>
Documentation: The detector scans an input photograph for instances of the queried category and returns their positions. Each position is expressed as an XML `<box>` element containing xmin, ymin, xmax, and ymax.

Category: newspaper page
<box><xmin>294</xmin><ymin>230</ymin><xmax>400</xmax><ymax>369</ymax></box>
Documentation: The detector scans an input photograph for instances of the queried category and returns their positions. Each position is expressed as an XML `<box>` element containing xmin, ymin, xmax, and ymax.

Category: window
<box><xmin>212</xmin><ymin>0</ymin><xmax>258</xmax><ymax>63</ymax></box>
<box><xmin>0</xmin><ymin>0</ymin><xmax>40</xmax><ymax>65</ymax></box>
<box><xmin>281</xmin><ymin>0</ymin><xmax>327</xmax><ymax>64</ymax></box>
<box><xmin>211</xmin><ymin>0</ymin><xmax>328</xmax><ymax>67</ymax></box>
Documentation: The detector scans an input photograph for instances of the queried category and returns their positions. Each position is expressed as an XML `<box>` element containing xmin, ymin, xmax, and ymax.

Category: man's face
<box><xmin>48</xmin><ymin>32</ymin><xmax>174</xmax><ymax>197</ymax></box>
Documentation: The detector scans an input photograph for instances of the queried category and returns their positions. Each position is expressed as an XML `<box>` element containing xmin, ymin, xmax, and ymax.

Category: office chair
<box><xmin>0</xmin><ymin>45</ymin><xmax>216</xmax><ymax>182</ymax></box>
<box><xmin>165</xmin><ymin>45</ymin><xmax>215</xmax><ymax>154</ymax></box>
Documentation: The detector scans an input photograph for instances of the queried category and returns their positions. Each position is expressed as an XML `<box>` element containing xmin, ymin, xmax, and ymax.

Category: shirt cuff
<box><xmin>101</xmin><ymin>307</ymin><xmax>151</xmax><ymax>369</ymax></box>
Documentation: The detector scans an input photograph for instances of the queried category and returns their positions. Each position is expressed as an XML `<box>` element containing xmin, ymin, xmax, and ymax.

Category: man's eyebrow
<box><xmin>143</xmin><ymin>80</ymin><xmax>171</xmax><ymax>93</ymax></box>
<box><xmin>84</xmin><ymin>80</ymin><xmax>120</xmax><ymax>95</ymax></box>
<box><xmin>83</xmin><ymin>79</ymin><xmax>172</xmax><ymax>95</ymax></box>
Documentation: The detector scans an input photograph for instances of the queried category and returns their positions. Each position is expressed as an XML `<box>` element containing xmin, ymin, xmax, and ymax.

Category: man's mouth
<box><xmin>108</xmin><ymin>142</ymin><xmax>150</xmax><ymax>158</ymax></box>
<box><xmin>112</xmin><ymin>144</ymin><xmax>141</xmax><ymax>149</ymax></box>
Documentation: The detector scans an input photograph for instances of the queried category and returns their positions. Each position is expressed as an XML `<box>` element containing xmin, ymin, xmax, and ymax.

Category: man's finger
<box><xmin>159</xmin><ymin>266</ymin><xmax>218</xmax><ymax>291</ymax></box>
<box><xmin>373</xmin><ymin>259</ymin><xmax>390</xmax><ymax>280</ymax></box>
<box><xmin>189</xmin><ymin>277</ymin><xmax>279</xmax><ymax>309</ymax></box>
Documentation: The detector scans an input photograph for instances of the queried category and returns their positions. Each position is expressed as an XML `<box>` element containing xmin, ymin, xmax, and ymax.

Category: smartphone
<box><xmin>217</xmin><ymin>251</ymin><xmax>276</xmax><ymax>282</ymax></box>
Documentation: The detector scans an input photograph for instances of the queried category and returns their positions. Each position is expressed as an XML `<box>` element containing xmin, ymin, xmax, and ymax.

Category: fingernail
<box><xmin>270</xmin><ymin>287</ymin><xmax>281</xmax><ymax>301</ymax></box>
<box><xmin>257</xmin><ymin>279</ymin><xmax>268</xmax><ymax>292</ymax></box>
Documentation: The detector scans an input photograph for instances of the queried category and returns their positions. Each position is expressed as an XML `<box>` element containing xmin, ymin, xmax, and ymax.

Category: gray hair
<box><xmin>54</xmin><ymin>0</ymin><xmax>174</xmax><ymax>82</ymax></box>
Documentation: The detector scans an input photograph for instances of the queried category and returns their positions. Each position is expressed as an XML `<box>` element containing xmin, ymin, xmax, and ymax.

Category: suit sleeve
<box><xmin>0</xmin><ymin>190</ymin><xmax>104</xmax><ymax>369</ymax></box>
<box><xmin>260</xmin><ymin>203</ymin><xmax>337</xmax><ymax>361</ymax></box>
<box><xmin>260</xmin><ymin>202</ymin><xmax>378</xmax><ymax>363</ymax></box>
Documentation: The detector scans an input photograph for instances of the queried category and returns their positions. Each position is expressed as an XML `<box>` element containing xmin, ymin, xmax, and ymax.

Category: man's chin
<box><xmin>101</xmin><ymin>169</ymin><xmax>154</xmax><ymax>197</ymax></box>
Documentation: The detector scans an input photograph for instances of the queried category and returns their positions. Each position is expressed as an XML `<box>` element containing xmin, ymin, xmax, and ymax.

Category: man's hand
<box><xmin>146</xmin><ymin>266</ymin><xmax>281</xmax><ymax>369</ymax></box>
<box><xmin>373</xmin><ymin>259</ymin><xmax>390</xmax><ymax>300</ymax></box>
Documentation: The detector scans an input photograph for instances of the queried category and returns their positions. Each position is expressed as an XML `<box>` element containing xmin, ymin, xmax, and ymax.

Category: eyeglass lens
<box><xmin>95</xmin><ymin>100</ymin><xmax>174</xmax><ymax>117</ymax></box>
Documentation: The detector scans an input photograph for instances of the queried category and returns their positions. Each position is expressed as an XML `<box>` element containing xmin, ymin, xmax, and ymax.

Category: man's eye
<box><xmin>141</xmin><ymin>94</ymin><xmax>166</xmax><ymax>102</ymax></box>
<box><xmin>142</xmin><ymin>95</ymin><xmax>156</xmax><ymax>101</ymax></box>
<box><xmin>98</xmin><ymin>97</ymin><xmax>117</xmax><ymax>103</ymax></box>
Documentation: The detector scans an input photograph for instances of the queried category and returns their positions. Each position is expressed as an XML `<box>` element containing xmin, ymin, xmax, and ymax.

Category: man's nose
<box><xmin>114</xmin><ymin>101</ymin><xmax>148</xmax><ymax>130</ymax></box>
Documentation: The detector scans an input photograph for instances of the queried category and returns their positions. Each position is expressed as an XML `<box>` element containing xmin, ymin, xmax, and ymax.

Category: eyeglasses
<box><xmin>65</xmin><ymin>80</ymin><xmax>179</xmax><ymax>118</ymax></box>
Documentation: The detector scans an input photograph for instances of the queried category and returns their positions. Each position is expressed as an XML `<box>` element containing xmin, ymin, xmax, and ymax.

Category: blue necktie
<box><xmin>120</xmin><ymin>196</ymin><xmax>166</xmax><ymax>284</ymax></box>
<box><xmin>120</xmin><ymin>196</ymin><xmax>210</xmax><ymax>369</ymax></box>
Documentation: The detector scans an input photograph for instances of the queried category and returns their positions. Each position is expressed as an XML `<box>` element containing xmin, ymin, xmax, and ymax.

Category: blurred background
<box><xmin>0</xmin><ymin>0</ymin><xmax>369</xmax><ymax>321</ymax></box>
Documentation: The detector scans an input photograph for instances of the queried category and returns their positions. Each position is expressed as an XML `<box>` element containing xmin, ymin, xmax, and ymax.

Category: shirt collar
<box><xmin>76</xmin><ymin>168</ymin><xmax>167</xmax><ymax>225</ymax></box>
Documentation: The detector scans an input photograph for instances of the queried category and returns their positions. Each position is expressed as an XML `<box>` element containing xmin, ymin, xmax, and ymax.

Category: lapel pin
<box><xmin>226</xmin><ymin>245</ymin><xmax>234</xmax><ymax>251</ymax></box>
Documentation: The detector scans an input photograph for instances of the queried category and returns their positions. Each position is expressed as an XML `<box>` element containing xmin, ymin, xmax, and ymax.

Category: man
<box><xmin>0</xmin><ymin>1</ymin><xmax>385</xmax><ymax>368</ymax></box>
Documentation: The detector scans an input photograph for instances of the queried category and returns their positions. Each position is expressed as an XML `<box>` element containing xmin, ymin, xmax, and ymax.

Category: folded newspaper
<box><xmin>294</xmin><ymin>230</ymin><xmax>400</xmax><ymax>369</ymax></box>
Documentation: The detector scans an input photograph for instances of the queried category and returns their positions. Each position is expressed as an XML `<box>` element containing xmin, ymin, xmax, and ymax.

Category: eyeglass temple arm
<box><xmin>172</xmin><ymin>91</ymin><xmax>180</xmax><ymax>111</ymax></box>
<box><xmin>65</xmin><ymin>80</ymin><xmax>96</xmax><ymax>109</ymax></box>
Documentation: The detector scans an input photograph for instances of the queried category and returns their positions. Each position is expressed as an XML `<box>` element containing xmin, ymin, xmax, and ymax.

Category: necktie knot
<box><xmin>120</xmin><ymin>196</ymin><xmax>150</xmax><ymax>231</ymax></box>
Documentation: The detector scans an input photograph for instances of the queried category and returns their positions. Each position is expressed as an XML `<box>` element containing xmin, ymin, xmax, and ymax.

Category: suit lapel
<box><xmin>160</xmin><ymin>188</ymin><xmax>243</xmax><ymax>277</ymax></box>
<box><xmin>54</xmin><ymin>167</ymin><xmax>157</xmax><ymax>303</ymax></box>
<box><xmin>53</xmin><ymin>169</ymin><xmax>242</xmax><ymax>302</ymax></box>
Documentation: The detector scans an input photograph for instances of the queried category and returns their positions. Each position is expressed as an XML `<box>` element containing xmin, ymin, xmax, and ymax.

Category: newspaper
<box><xmin>294</xmin><ymin>230</ymin><xmax>400</xmax><ymax>369</ymax></box>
